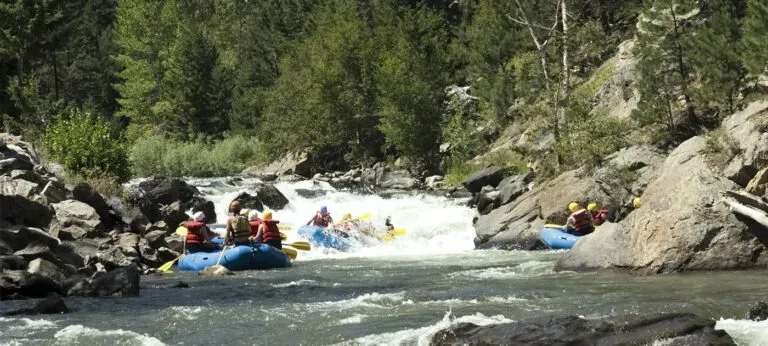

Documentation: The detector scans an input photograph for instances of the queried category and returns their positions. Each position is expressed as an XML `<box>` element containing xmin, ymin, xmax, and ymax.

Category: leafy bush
<box><xmin>42</xmin><ymin>109</ymin><xmax>130</xmax><ymax>182</ymax></box>
<box><xmin>130</xmin><ymin>135</ymin><xmax>269</xmax><ymax>177</ymax></box>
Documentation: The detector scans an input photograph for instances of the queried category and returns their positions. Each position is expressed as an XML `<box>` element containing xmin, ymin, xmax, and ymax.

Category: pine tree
<box><xmin>742</xmin><ymin>0</ymin><xmax>768</xmax><ymax>77</ymax></box>
<box><xmin>632</xmin><ymin>0</ymin><xmax>699</xmax><ymax>140</ymax></box>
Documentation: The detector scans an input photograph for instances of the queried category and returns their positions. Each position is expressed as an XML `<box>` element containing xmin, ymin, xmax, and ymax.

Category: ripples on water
<box><xmin>2</xmin><ymin>179</ymin><xmax>767</xmax><ymax>345</ymax></box>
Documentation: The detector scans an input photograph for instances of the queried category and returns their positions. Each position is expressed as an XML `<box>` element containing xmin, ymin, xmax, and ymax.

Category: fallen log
<box><xmin>724</xmin><ymin>198</ymin><xmax>768</xmax><ymax>231</ymax></box>
<box><xmin>724</xmin><ymin>191</ymin><xmax>768</xmax><ymax>214</ymax></box>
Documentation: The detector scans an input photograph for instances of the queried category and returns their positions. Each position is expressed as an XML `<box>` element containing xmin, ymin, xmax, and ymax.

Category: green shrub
<box><xmin>130</xmin><ymin>135</ymin><xmax>269</xmax><ymax>177</ymax></box>
<box><xmin>700</xmin><ymin>128</ymin><xmax>740</xmax><ymax>170</ymax></box>
<box><xmin>42</xmin><ymin>109</ymin><xmax>130</xmax><ymax>182</ymax></box>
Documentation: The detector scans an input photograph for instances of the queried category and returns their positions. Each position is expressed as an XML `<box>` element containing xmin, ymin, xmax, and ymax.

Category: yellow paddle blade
<box><xmin>175</xmin><ymin>226</ymin><xmax>188</xmax><ymax>237</ymax></box>
<box><xmin>391</xmin><ymin>228</ymin><xmax>406</xmax><ymax>236</ymax></box>
<box><xmin>355</xmin><ymin>212</ymin><xmax>370</xmax><ymax>221</ymax></box>
<box><xmin>544</xmin><ymin>224</ymin><xmax>565</xmax><ymax>229</ymax></box>
<box><xmin>157</xmin><ymin>254</ymin><xmax>183</xmax><ymax>272</ymax></box>
<box><xmin>280</xmin><ymin>232</ymin><xmax>287</xmax><ymax>241</ymax></box>
<box><xmin>278</xmin><ymin>226</ymin><xmax>292</xmax><ymax>231</ymax></box>
<box><xmin>285</xmin><ymin>241</ymin><xmax>311</xmax><ymax>251</ymax></box>
<box><xmin>283</xmin><ymin>247</ymin><xmax>297</xmax><ymax>260</ymax></box>
<box><xmin>379</xmin><ymin>234</ymin><xmax>395</xmax><ymax>242</ymax></box>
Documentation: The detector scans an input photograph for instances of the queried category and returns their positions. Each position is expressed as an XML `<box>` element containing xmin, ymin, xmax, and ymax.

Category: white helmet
<box><xmin>193</xmin><ymin>211</ymin><xmax>205</xmax><ymax>222</ymax></box>
<box><xmin>248</xmin><ymin>210</ymin><xmax>259</xmax><ymax>221</ymax></box>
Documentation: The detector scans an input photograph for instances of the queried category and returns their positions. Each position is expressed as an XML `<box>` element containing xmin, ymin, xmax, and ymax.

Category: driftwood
<box><xmin>724</xmin><ymin>198</ymin><xmax>768</xmax><ymax>230</ymax></box>
<box><xmin>725</xmin><ymin>190</ymin><xmax>768</xmax><ymax>214</ymax></box>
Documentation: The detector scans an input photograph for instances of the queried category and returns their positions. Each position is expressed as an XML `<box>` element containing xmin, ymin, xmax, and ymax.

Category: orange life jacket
<box><xmin>249</xmin><ymin>220</ymin><xmax>262</xmax><ymax>237</ymax></box>
<box><xmin>261</xmin><ymin>220</ymin><xmax>281</xmax><ymax>243</ymax></box>
<box><xmin>591</xmin><ymin>210</ymin><xmax>608</xmax><ymax>226</ymax></box>
<box><xmin>571</xmin><ymin>209</ymin><xmax>591</xmax><ymax>230</ymax></box>
<box><xmin>184</xmin><ymin>221</ymin><xmax>205</xmax><ymax>244</ymax></box>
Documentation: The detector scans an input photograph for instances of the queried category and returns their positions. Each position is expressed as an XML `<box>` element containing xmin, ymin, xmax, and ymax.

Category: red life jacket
<box><xmin>249</xmin><ymin>220</ymin><xmax>262</xmax><ymax>237</ymax></box>
<box><xmin>184</xmin><ymin>221</ymin><xmax>205</xmax><ymax>244</ymax></box>
<box><xmin>261</xmin><ymin>220</ymin><xmax>281</xmax><ymax>243</ymax></box>
<box><xmin>571</xmin><ymin>209</ymin><xmax>590</xmax><ymax>230</ymax></box>
<box><xmin>313</xmin><ymin>213</ymin><xmax>330</xmax><ymax>227</ymax></box>
<box><xmin>592</xmin><ymin>210</ymin><xmax>608</xmax><ymax>226</ymax></box>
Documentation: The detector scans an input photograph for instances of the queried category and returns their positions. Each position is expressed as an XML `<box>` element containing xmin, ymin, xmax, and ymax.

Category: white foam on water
<box><xmin>341</xmin><ymin>311</ymin><xmax>513</xmax><ymax>346</ymax></box>
<box><xmin>184</xmin><ymin>178</ymin><xmax>477</xmax><ymax>261</ymax></box>
<box><xmin>715</xmin><ymin>318</ymin><xmax>768</xmax><ymax>346</ymax></box>
<box><xmin>271</xmin><ymin>279</ymin><xmax>319</xmax><ymax>288</ymax></box>
<box><xmin>0</xmin><ymin>317</ymin><xmax>57</xmax><ymax>337</ymax></box>
<box><xmin>311</xmin><ymin>292</ymin><xmax>411</xmax><ymax>311</ymax></box>
<box><xmin>168</xmin><ymin>306</ymin><xmax>203</xmax><ymax>321</ymax></box>
<box><xmin>448</xmin><ymin>261</ymin><xmax>553</xmax><ymax>280</ymax></box>
<box><xmin>53</xmin><ymin>325</ymin><xmax>166</xmax><ymax>346</ymax></box>
<box><xmin>339</xmin><ymin>314</ymin><xmax>368</xmax><ymax>325</ymax></box>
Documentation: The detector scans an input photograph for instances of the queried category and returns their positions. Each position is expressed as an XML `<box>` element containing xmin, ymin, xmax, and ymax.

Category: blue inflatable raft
<box><xmin>298</xmin><ymin>225</ymin><xmax>351</xmax><ymax>251</ymax></box>
<box><xmin>178</xmin><ymin>243</ymin><xmax>290</xmax><ymax>271</ymax></box>
<box><xmin>540</xmin><ymin>227</ymin><xmax>583</xmax><ymax>249</ymax></box>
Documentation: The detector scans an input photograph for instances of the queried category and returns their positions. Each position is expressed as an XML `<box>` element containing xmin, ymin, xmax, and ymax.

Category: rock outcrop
<box><xmin>747</xmin><ymin>301</ymin><xmax>768</xmax><ymax>321</ymax></box>
<box><xmin>432</xmin><ymin>313</ymin><xmax>734</xmax><ymax>346</ymax></box>
<box><xmin>555</xmin><ymin>136</ymin><xmax>768</xmax><ymax>274</ymax></box>
<box><xmin>722</xmin><ymin>102</ymin><xmax>768</xmax><ymax>187</ymax></box>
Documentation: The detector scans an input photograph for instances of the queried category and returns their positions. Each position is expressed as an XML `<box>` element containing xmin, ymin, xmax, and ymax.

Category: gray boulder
<box><xmin>10</xmin><ymin>169</ymin><xmax>46</xmax><ymax>185</ymax></box>
<box><xmin>144</xmin><ymin>230</ymin><xmax>168</xmax><ymax>249</ymax></box>
<box><xmin>0</xmin><ymin>225</ymin><xmax>60</xmax><ymax>251</ymax></box>
<box><xmin>462</xmin><ymin>166</ymin><xmax>505</xmax><ymax>193</ymax></box>
<box><xmin>0</xmin><ymin>270</ymin><xmax>62</xmax><ymax>299</ymax></box>
<box><xmin>189</xmin><ymin>197</ymin><xmax>216</xmax><ymax>224</ymax></box>
<box><xmin>27</xmin><ymin>258</ymin><xmax>66</xmax><ymax>283</ymax></box>
<box><xmin>0</xmin><ymin>157</ymin><xmax>33</xmax><ymax>175</ymax></box>
<box><xmin>378</xmin><ymin>169</ymin><xmax>418</xmax><ymax>190</ymax></box>
<box><xmin>477</xmin><ymin>186</ymin><xmax>501</xmax><ymax>215</ymax></box>
<box><xmin>97</xmin><ymin>246</ymin><xmax>140</xmax><ymax>270</ymax></box>
<box><xmin>233</xmin><ymin>192</ymin><xmax>263</xmax><ymax>212</ymax></box>
<box><xmin>556</xmin><ymin>137</ymin><xmax>768</xmax><ymax>274</ymax></box>
<box><xmin>747</xmin><ymin>301</ymin><xmax>768</xmax><ymax>321</ymax></box>
<box><xmin>498</xmin><ymin>172</ymin><xmax>534</xmax><ymax>205</ymax></box>
<box><xmin>52</xmin><ymin>200</ymin><xmax>105</xmax><ymax>240</ymax></box>
<box><xmin>0</xmin><ymin>255</ymin><xmax>27</xmax><ymax>271</ymax></box>
<box><xmin>53</xmin><ymin>240</ymin><xmax>97</xmax><ymax>270</ymax></box>
<box><xmin>165</xmin><ymin>235</ymin><xmax>184</xmax><ymax>253</ymax></box>
<box><xmin>14</xmin><ymin>241</ymin><xmax>54</xmax><ymax>259</ymax></box>
<box><xmin>158</xmin><ymin>201</ymin><xmax>187</xmax><ymax>230</ymax></box>
<box><xmin>76</xmin><ymin>265</ymin><xmax>140</xmax><ymax>297</ymax></box>
<box><xmin>41</xmin><ymin>180</ymin><xmax>68</xmax><ymax>204</ymax></box>
<box><xmin>432</xmin><ymin>313</ymin><xmax>734</xmax><ymax>346</ymax></box>
<box><xmin>0</xmin><ymin>179</ymin><xmax>52</xmax><ymax>228</ymax></box>
<box><xmin>745</xmin><ymin>167</ymin><xmax>768</xmax><ymax>199</ymax></box>
<box><xmin>139</xmin><ymin>178</ymin><xmax>199</xmax><ymax>206</ymax></box>
<box><xmin>722</xmin><ymin>102</ymin><xmax>768</xmax><ymax>186</ymax></box>
<box><xmin>72</xmin><ymin>183</ymin><xmax>118</xmax><ymax>229</ymax></box>
<box><xmin>256</xmin><ymin>185</ymin><xmax>290</xmax><ymax>210</ymax></box>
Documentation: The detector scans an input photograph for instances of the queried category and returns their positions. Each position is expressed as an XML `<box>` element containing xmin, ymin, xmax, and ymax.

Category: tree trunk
<box><xmin>556</xmin><ymin>0</ymin><xmax>570</xmax><ymax>141</ymax></box>
<box><xmin>52</xmin><ymin>50</ymin><xmax>59</xmax><ymax>101</ymax></box>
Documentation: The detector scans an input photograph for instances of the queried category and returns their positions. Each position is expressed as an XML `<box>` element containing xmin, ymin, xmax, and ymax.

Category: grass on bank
<box><xmin>130</xmin><ymin>135</ymin><xmax>270</xmax><ymax>178</ymax></box>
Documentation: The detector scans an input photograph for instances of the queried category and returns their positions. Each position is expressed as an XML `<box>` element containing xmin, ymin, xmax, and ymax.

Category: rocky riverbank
<box><xmin>466</xmin><ymin>101</ymin><xmax>768</xmax><ymax>274</ymax></box>
<box><xmin>0</xmin><ymin>133</ymin><xmax>292</xmax><ymax>304</ymax></box>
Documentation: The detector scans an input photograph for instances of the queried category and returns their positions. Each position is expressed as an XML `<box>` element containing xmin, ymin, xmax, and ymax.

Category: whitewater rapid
<box><xmin>189</xmin><ymin>178</ymin><xmax>477</xmax><ymax>260</ymax></box>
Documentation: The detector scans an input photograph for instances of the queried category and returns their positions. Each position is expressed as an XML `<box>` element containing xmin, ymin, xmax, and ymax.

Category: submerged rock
<box><xmin>198</xmin><ymin>264</ymin><xmax>234</xmax><ymax>276</ymax></box>
<box><xmin>255</xmin><ymin>184</ymin><xmax>289</xmax><ymax>210</ymax></box>
<box><xmin>6</xmin><ymin>293</ymin><xmax>69</xmax><ymax>315</ymax></box>
<box><xmin>747</xmin><ymin>301</ymin><xmax>768</xmax><ymax>321</ymax></box>
<box><xmin>431</xmin><ymin>313</ymin><xmax>734</xmax><ymax>346</ymax></box>
<box><xmin>556</xmin><ymin>136</ymin><xmax>768</xmax><ymax>274</ymax></box>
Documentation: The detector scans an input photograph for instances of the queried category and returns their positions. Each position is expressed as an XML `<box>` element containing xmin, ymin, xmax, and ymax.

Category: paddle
<box><xmin>283</xmin><ymin>241</ymin><xmax>311</xmax><ymax>251</ymax></box>
<box><xmin>157</xmin><ymin>254</ymin><xmax>182</xmax><ymax>272</ymax></box>
<box><xmin>391</xmin><ymin>228</ymin><xmax>406</xmax><ymax>236</ymax></box>
<box><xmin>354</xmin><ymin>212</ymin><xmax>370</xmax><ymax>221</ymax></box>
<box><xmin>283</xmin><ymin>247</ymin><xmax>297</xmax><ymax>260</ymax></box>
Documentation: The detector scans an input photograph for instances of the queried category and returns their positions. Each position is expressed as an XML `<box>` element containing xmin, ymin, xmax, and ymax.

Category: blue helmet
<box><xmin>320</xmin><ymin>206</ymin><xmax>328</xmax><ymax>213</ymax></box>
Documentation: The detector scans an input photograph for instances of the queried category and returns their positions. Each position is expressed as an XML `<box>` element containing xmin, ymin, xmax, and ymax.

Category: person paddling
<box><xmin>384</xmin><ymin>216</ymin><xmax>395</xmax><ymax>233</ymax></box>
<box><xmin>226</xmin><ymin>201</ymin><xmax>251</xmax><ymax>246</ymax></box>
<box><xmin>255</xmin><ymin>210</ymin><xmax>282</xmax><ymax>249</ymax></box>
<box><xmin>564</xmin><ymin>202</ymin><xmax>595</xmax><ymax>236</ymax></box>
<box><xmin>307</xmin><ymin>206</ymin><xmax>333</xmax><ymax>228</ymax></box>
<box><xmin>587</xmin><ymin>203</ymin><xmax>608</xmax><ymax>226</ymax></box>
<box><xmin>185</xmin><ymin>212</ymin><xmax>218</xmax><ymax>253</ymax></box>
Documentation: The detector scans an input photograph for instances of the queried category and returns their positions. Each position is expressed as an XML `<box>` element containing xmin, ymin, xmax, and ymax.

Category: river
<box><xmin>1</xmin><ymin>179</ymin><xmax>767</xmax><ymax>345</ymax></box>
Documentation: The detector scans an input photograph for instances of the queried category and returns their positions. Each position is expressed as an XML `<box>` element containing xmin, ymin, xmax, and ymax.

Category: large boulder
<box><xmin>72</xmin><ymin>183</ymin><xmax>118</xmax><ymax>229</ymax></box>
<box><xmin>555</xmin><ymin>137</ymin><xmax>768</xmax><ymax>274</ymax></box>
<box><xmin>189</xmin><ymin>196</ymin><xmax>216</xmax><ymax>224</ymax></box>
<box><xmin>10</xmin><ymin>169</ymin><xmax>46</xmax><ymax>185</ymax></box>
<box><xmin>256</xmin><ymin>185</ymin><xmax>290</xmax><ymax>210</ymax></box>
<box><xmin>0</xmin><ymin>225</ymin><xmax>60</xmax><ymax>252</ymax></box>
<box><xmin>745</xmin><ymin>167</ymin><xmax>768</xmax><ymax>199</ymax></box>
<box><xmin>361</xmin><ymin>164</ymin><xmax>419</xmax><ymax>190</ymax></box>
<box><xmin>241</xmin><ymin>152</ymin><xmax>315</xmax><ymax>178</ymax></box>
<box><xmin>78</xmin><ymin>265</ymin><xmax>140</xmax><ymax>297</ymax></box>
<box><xmin>144</xmin><ymin>230</ymin><xmax>168</xmax><ymax>249</ymax></box>
<box><xmin>158</xmin><ymin>201</ymin><xmax>187</xmax><ymax>230</ymax></box>
<box><xmin>139</xmin><ymin>178</ymin><xmax>199</xmax><ymax>206</ymax></box>
<box><xmin>462</xmin><ymin>166</ymin><xmax>505</xmax><ymax>193</ymax></box>
<box><xmin>0</xmin><ymin>270</ymin><xmax>62</xmax><ymax>299</ymax></box>
<box><xmin>53</xmin><ymin>240</ymin><xmax>97</xmax><ymax>270</ymax></box>
<box><xmin>232</xmin><ymin>192</ymin><xmax>263</xmax><ymax>212</ymax></box>
<box><xmin>498</xmin><ymin>172</ymin><xmax>534</xmax><ymax>206</ymax></box>
<box><xmin>41</xmin><ymin>180</ymin><xmax>68</xmax><ymax>204</ymax></box>
<box><xmin>0</xmin><ymin>178</ymin><xmax>52</xmax><ymax>228</ymax></box>
<box><xmin>52</xmin><ymin>200</ymin><xmax>105</xmax><ymax>240</ymax></box>
<box><xmin>27</xmin><ymin>258</ymin><xmax>66</xmax><ymax>283</ymax></box>
<box><xmin>0</xmin><ymin>255</ymin><xmax>27</xmax><ymax>271</ymax></box>
<box><xmin>722</xmin><ymin>102</ymin><xmax>768</xmax><ymax>186</ymax></box>
<box><xmin>431</xmin><ymin>313</ymin><xmax>734</xmax><ymax>346</ymax></box>
<box><xmin>97</xmin><ymin>246</ymin><xmax>140</xmax><ymax>270</ymax></box>
<box><xmin>474</xmin><ymin>169</ymin><xmax>618</xmax><ymax>250</ymax></box>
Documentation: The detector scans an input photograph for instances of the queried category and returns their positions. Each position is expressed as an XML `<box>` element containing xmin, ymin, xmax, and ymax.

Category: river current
<box><xmin>1</xmin><ymin>179</ymin><xmax>767</xmax><ymax>345</ymax></box>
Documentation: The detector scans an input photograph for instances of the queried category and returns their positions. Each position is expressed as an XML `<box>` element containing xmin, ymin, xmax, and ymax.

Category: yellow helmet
<box><xmin>343</xmin><ymin>213</ymin><xmax>352</xmax><ymax>219</ymax></box>
<box><xmin>587</xmin><ymin>203</ymin><xmax>598</xmax><ymax>212</ymax></box>
<box><xmin>240</xmin><ymin>208</ymin><xmax>250</xmax><ymax>216</ymax></box>
<box><xmin>568</xmin><ymin>202</ymin><xmax>580</xmax><ymax>213</ymax></box>
<box><xmin>633</xmin><ymin>197</ymin><xmax>641</xmax><ymax>209</ymax></box>
<box><xmin>263</xmin><ymin>210</ymin><xmax>273</xmax><ymax>220</ymax></box>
